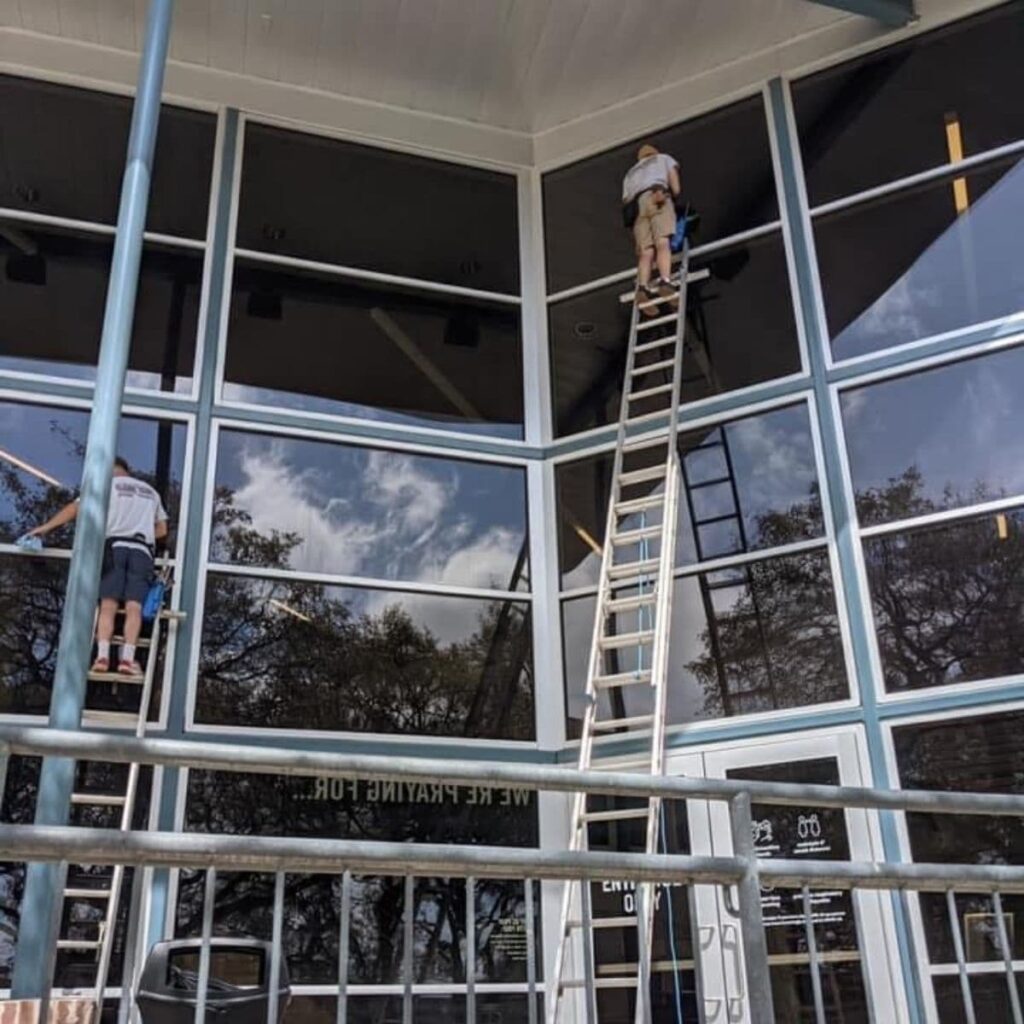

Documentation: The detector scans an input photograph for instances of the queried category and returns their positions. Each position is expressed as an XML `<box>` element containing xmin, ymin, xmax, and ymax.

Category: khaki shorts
<box><xmin>632</xmin><ymin>189</ymin><xmax>676</xmax><ymax>252</ymax></box>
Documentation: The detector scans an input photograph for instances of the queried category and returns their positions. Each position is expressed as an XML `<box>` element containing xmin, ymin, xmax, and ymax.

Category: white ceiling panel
<box><xmin>16</xmin><ymin>0</ymin><xmax>60</xmax><ymax>35</ymax></box>
<box><xmin>0</xmin><ymin>0</ymin><xmax>1000</xmax><ymax>151</ymax></box>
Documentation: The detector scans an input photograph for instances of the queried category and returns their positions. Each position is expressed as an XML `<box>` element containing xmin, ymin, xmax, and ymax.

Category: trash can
<box><xmin>136</xmin><ymin>939</ymin><xmax>290</xmax><ymax>1023</ymax></box>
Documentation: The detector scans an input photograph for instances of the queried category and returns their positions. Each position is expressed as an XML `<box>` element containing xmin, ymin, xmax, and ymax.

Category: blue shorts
<box><xmin>99</xmin><ymin>544</ymin><xmax>153</xmax><ymax>605</ymax></box>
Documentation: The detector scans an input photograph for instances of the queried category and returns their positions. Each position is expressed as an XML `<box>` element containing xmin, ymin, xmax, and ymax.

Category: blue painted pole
<box><xmin>765</xmin><ymin>77</ymin><xmax>926</xmax><ymax>1023</ymax></box>
<box><xmin>11</xmin><ymin>0</ymin><xmax>176</xmax><ymax>998</ymax></box>
<box><xmin>146</xmin><ymin>105</ymin><xmax>242</xmax><ymax>958</ymax></box>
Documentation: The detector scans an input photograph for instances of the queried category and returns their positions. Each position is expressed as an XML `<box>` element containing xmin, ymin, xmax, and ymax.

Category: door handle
<box><xmin>723</xmin><ymin>923</ymin><xmax>746</xmax><ymax>1020</ymax></box>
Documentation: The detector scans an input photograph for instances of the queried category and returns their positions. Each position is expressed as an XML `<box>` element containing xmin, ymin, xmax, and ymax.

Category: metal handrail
<box><xmin>3</xmin><ymin>726</ymin><xmax>1024</xmax><ymax>817</ymax></box>
<box><xmin>4</xmin><ymin>726</ymin><xmax>1024</xmax><ymax>1024</ymax></box>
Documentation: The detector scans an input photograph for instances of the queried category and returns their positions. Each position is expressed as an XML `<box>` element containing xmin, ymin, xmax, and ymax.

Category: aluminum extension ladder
<box><xmin>549</xmin><ymin>244</ymin><xmax>696</xmax><ymax>1024</ymax></box>
<box><xmin>52</xmin><ymin>575</ymin><xmax>183</xmax><ymax>1020</ymax></box>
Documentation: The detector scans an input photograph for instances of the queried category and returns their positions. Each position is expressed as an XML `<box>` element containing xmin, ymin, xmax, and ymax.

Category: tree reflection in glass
<box><xmin>895</xmin><ymin>710</ymin><xmax>1024</xmax><ymax>1015</ymax></box>
<box><xmin>863</xmin><ymin>480</ymin><xmax>1024</xmax><ymax>691</ymax></box>
<box><xmin>177</xmin><ymin>771</ymin><xmax>539</xmax><ymax>988</ymax></box>
<box><xmin>197</xmin><ymin>489</ymin><xmax>534</xmax><ymax>739</ymax></box>
<box><xmin>562</xmin><ymin>491</ymin><xmax>846</xmax><ymax>736</ymax></box>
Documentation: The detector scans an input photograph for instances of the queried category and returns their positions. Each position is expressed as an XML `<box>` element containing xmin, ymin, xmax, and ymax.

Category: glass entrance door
<box><xmin>672</xmin><ymin>730</ymin><xmax>909</xmax><ymax>1022</ymax></box>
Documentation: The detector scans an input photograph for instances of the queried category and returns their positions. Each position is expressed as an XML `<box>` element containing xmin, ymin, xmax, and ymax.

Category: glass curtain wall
<box><xmin>544</xmin><ymin>0</ymin><xmax>1024</xmax><ymax>747</ymax></box>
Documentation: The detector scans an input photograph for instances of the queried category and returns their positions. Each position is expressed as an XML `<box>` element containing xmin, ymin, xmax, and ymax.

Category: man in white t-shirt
<box><xmin>29</xmin><ymin>456</ymin><xmax>169</xmax><ymax>678</ymax></box>
<box><xmin>622</xmin><ymin>143</ymin><xmax>681</xmax><ymax>310</ymax></box>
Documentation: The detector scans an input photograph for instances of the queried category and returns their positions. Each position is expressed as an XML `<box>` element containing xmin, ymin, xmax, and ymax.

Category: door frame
<box><xmin>668</xmin><ymin>725</ymin><xmax>911</xmax><ymax>1023</ymax></box>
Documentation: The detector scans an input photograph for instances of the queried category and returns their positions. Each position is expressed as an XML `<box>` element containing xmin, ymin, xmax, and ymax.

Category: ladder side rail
<box><xmin>90</xmin><ymin>612</ymin><xmax>164</xmax><ymax>1010</ymax></box>
<box><xmin>646</xmin><ymin>239</ymin><xmax>690</xmax><ymax>781</ymax></box>
<box><xmin>549</xmin><ymin>283</ymin><xmax>646</xmax><ymax>1024</ymax></box>
<box><xmin>633</xmin><ymin>245</ymin><xmax>690</xmax><ymax>1024</ymax></box>
<box><xmin>577</xmin><ymin>273</ymin><xmax>646</xmax><ymax>776</ymax></box>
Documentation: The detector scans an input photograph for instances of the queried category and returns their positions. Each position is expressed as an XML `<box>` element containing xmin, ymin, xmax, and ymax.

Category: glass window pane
<box><xmin>562</xmin><ymin>549</ymin><xmax>846</xmax><ymax>736</ymax></box>
<box><xmin>197</xmin><ymin>573</ymin><xmax>534</xmax><ymax>739</ymax></box>
<box><xmin>729</xmin><ymin>759</ymin><xmax>869</xmax><ymax>1023</ymax></box>
<box><xmin>542</xmin><ymin>94</ymin><xmax>778</xmax><ymax>293</ymax></box>
<box><xmin>179</xmin><ymin>770</ymin><xmax>537</xmax><ymax>985</ymax></box>
<box><xmin>816</xmin><ymin>155</ymin><xmax>1024</xmax><ymax>361</ymax></box>
<box><xmin>866</xmin><ymin>508</ymin><xmax>1024</xmax><ymax>692</ymax></box>
<box><xmin>0</xmin><ymin>401</ymin><xmax>187</xmax><ymax>551</ymax></box>
<box><xmin>211</xmin><ymin>430</ymin><xmax>528</xmax><ymax>590</ymax></box>
<box><xmin>841</xmin><ymin>347</ymin><xmax>1024</xmax><ymax>527</ymax></box>
<box><xmin>556</xmin><ymin>404</ymin><xmax>822</xmax><ymax>589</ymax></box>
<box><xmin>932</xmin><ymin>975</ymin><xmax>1024</xmax><ymax>1023</ymax></box>
<box><xmin>0</xmin><ymin>74</ymin><xmax>215</xmax><ymax>237</ymax></box>
<box><xmin>793</xmin><ymin>2</ymin><xmax>1024</xmax><ymax>206</ymax></box>
<box><xmin>224</xmin><ymin>260</ymin><xmax>523</xmax><ymax>439</ymax></box>
<box><xmin>236</xmin><ymin>124</ymin><xmax>519</xmax><ymax>293</ymax></box>
<box><xmin>549</xmin><ymin>230</ymin><xmax>799</xmax><ymax>437</ymax></box>
<box><xmin>0</xmin><ymin>222</ymin><xmax>202</xmax><ymax>392</ymax></box>
<box><xmin>895</xmin><ymin>711</ymin><xmax>1024</xmax><ymax>970</ymax></box>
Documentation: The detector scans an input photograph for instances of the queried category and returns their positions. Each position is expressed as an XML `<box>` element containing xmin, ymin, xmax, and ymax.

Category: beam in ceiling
<box><xmin>806</xmin><ymin>0</ymin><xmax>916</xmax><ymax>27</ymax></box>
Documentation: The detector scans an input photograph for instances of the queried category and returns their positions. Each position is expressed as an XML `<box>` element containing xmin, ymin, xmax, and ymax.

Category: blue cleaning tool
<box><xmin>15</xmin><ymin>534</ymin><xmax>43</xmax><ymax>552</ymax></box>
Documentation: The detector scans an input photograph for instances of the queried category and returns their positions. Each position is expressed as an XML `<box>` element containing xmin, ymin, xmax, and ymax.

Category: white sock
<box><xmin>122</xmin><ymin>643</ymin><xmax>136</xmax><ymax>663</ymax></box>
<box><xmin>97</xmin><ymin>641</ymin><xmax>110</xmax><ymax>661</ymax></box>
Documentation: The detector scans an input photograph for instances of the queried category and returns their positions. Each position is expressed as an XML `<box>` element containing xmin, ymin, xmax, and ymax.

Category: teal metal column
<box><xmin>146</xmin><ymin>106</ymin><xmax>242</xmax><ymax>957</ymax></box>
<box><xmin>11</xmin><ymin>0</ymin><xmax>176</xmax><ymax>998</ymax></box>
<box><xmin>765</xmin><ymin>77</ymin><xmax>926</xmax><ymax>1022</ymax></box>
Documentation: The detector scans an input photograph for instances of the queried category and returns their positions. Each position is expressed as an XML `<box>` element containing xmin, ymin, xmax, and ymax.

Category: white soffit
<box><xmin>0</xmin><ymin>0</ymin><xmax>1008</xmax><ymax>168</ymax></box>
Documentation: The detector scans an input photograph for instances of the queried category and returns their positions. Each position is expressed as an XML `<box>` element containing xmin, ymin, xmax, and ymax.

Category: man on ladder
<box><xmin>25</xmin><ymin>455</ymin><xmax>169</xmax><ymax>678</ymax></box>
<box><xmin>622</xmin><ymin>143</ymin><xmax>682</xmax><ymax>314</ymax></box>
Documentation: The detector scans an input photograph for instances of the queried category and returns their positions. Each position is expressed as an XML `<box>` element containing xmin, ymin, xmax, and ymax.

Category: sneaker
<box><xmin>117</xmin><ymin>660</ymin><xmax>144</xmax><ymax>679</ymax></box>
<box><xmin>636</xmin><ymin>285</ymin><xmax>660</xmax><ymax>317</ymax></box>
<box><xmin>90</xmin><ymin>657</ymin><xmax>110</xmax><ymax>675</ymax></box>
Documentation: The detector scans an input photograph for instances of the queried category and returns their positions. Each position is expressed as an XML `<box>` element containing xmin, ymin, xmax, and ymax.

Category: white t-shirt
<box><xmin>622</xmin><ymin>153</ymin><xmax>679</xmax><ymax>203</ymax></box>
<box><xmin>103</xmin><ymin>475</ymin><xmax>168</xmax><ymax>549</ymax></box>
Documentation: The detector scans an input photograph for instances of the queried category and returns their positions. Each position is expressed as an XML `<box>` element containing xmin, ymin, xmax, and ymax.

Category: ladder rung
<box><xmin>632</xmin><ymin>358</ymin><xmax>674</xmax><ymax>375</ymax></box>
<box><xmin>636</xmin><ymin>313</ymin><xmax>677</xmax><ymax>331</ymax></box>
<box><xmin>637</xmin><ymin>292</ymin><xmax>677</xmax><ymax>310</ymax></box>
<box><xmin>569</xmin><ymin>915</ymin><xmax>639</xmax><ymax>931</ymax></box>
<box><xmin>592</xmin><ymin>714</ymin><xmax>655</xmax><ymax>731</ymax></box>
<box><xmin>580</xmin><ymin>807</ymin><xmax>650</xmax><ymax>823</ymax></box>
<box><xmin>110</xmin><ymin>636</ymin><xmax>151</xmax><ymax>647</ymax></box>
<box><xmin>628</xmin><ymin>382</ymin><xmax>674</xmax><ymax>402</ymax></box>
<box><xmin>694</xmin><ymin>512</ymin><xmax>740</xmax><ymax>528</ymax></box>
<box><xmin>590</xmin><ymin>756</ymin><xmax>652</xmax><ymax>771</ymax></box>
<box><xmin>635</xmin><ymin>336</ymin><xmax>677</xmax><ymax>355</ymax></box>
<box><xmin>56</xmin><ymin>939</ymin><xmax>102</xmax><ymax>951</ymax></box>
<box><xmin>615</xmin><ymin>494</ymin><xmax>664</xmax><ymax>516</ymax></box>
<box><xmin>612</xmin><ymin>524</ymin><xmax>662</xmax><ymax>546</ymax></box>
<box><xmin>686</xmin><ymin>475</ymin><xmax>732</xmax><ymax>489</ymax></box>
<box><xmin>593</xmin><ymin>670</ymin><xmax>653</xmax><ymax>688</ymax></box>
<box><xmin>625</xmin><ymin>409</ymin><xmax>670</xmax><ymax>428</ymax></box>
<box><xmin>593</xmin><ymin>671</ymin><xmax>653</xmax><ymax>690</ymax></box>
<box><xmin>87</xmin><ymin>671</ymin><xmax>146</xmax><ymax>684</ymax></box>
<box><xmin>64</xmin><ymin>888</ymin><xmax>112</xmax><ymax>900</ymax></box>
<box><xmin>599</xmin><ymin>630</ymin><xmax>654</xmax><ymax>651</ymax></box>
<box><xmin>71</xmin><ymin>792</ymin><xmax>127</xmax><ymax>806</ymax></box>
<box><xmin>619</xmin><ymin>465</ymin><xmax>667</xmax><ymax>486</ymax></box>
<box><xmin>563</xmin><ymin>977</ymin><xmax>639</xmax><ymax>990</ymax></box>
<box><xmin>621</xmin><ymin>434</ymin><xmax>669</xmax><ymax>455</ymax></box>
<box><xmin>82</xmin><ymin>709</ymin><xmax>140</xmax><ymax>726</ymax></box>
<box><xmin>607</xmin><ymin>558</ymin><xmax>660</xmax><ymax>581</ymax></box>
<box><xmin>605</xmin><ymin>593</ymin><xmax>657</xmax><ymax>614</ymax></box>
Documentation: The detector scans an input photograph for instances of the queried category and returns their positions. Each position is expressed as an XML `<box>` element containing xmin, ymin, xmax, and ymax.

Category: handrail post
<box><xmin>728</xmin><ymin>792</ymin><xmax>775</xmax><ymax>1024</ymax></box>
<box><xmin>10</xmin><ymin>0</ymin><xmax>176</xmax><ymax>1000</ymax></box>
